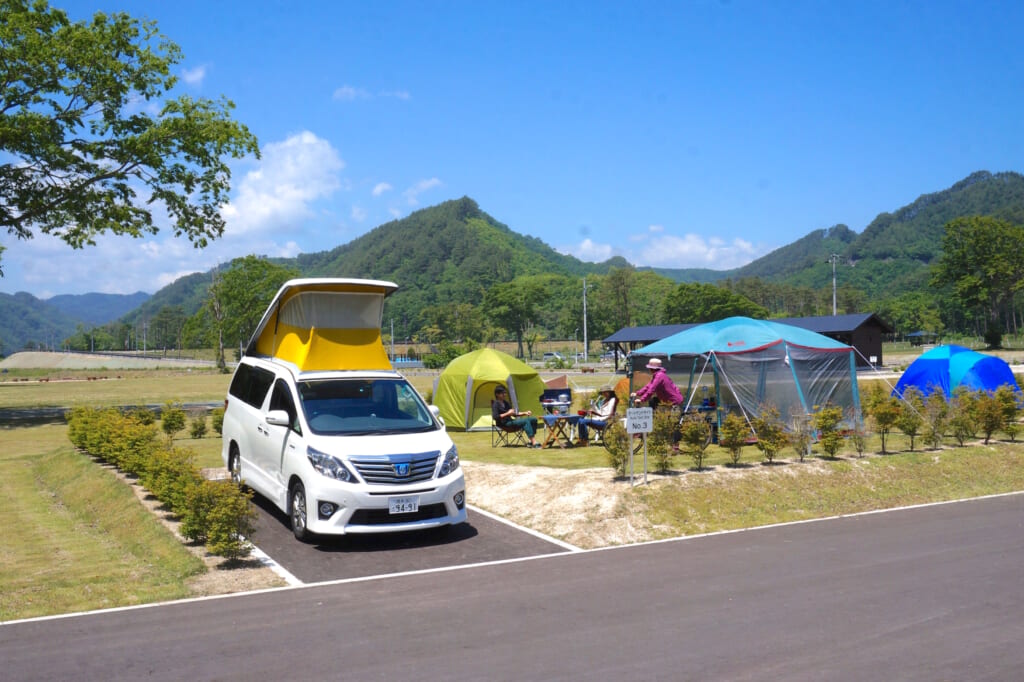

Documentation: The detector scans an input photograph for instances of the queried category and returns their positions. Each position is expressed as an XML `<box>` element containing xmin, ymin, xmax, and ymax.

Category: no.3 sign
<box><xmin>626</xmin><ymin>407</ymin><xmax>653</xmax><ymax>434</ymax></box>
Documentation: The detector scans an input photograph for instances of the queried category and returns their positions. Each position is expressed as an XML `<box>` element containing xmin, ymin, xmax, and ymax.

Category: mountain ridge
<box><xmin>3</xmin><ymin>170</ymin><xmax>1023</xmax><ymax>352</ymax></box>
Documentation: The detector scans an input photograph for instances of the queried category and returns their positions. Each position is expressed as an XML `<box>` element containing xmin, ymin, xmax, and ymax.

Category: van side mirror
<box><xmin>266</xmin><ymin>409</ymin><xmax>291</xmax><ymax>427</ymax></box>
<box><xmin>429</xmin><ymin>404</ymin><xmax>445</xmax><ymax>426</ymax></box>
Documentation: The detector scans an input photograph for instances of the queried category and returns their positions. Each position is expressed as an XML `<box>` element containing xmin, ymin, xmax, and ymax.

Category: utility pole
<box><xmin>390</xmin><ymin>318</ymin><xmax>395</xmax><ymax>361</ymax></box>
<box><xmin>827</xmin><ymin>254</ymin><xmax>841</xmax><ymax>316</ymax></box>
<box><xmin>582</xmin><ymin>278</ymin><xmax>590</xmax><ymax>362</ymax></box>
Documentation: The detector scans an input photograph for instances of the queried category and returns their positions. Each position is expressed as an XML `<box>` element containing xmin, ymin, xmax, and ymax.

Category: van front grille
<box><xmin>349</xmin><ymin>451</ymin><xmax>439</xmax><ymax>484</ymax></box>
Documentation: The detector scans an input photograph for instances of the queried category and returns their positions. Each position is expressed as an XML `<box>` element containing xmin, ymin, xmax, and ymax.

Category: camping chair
<box><xmin>492</xmin><ymin>418</ymin><xmax>528</xmax><ymax>447</ymax></box>
<box><xmin>491</xmin><ymin>400</ymin><xmax>528</xmax><ymax>447</ymax></box>
<box><xmin>587</xmin><ymin>395</ymin><xmax>619</xmax><ymax>447</ymax></box>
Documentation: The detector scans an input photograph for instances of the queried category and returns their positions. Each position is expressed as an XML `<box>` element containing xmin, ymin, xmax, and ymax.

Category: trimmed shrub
<box><xmin>181</xmin><ymin>479</ymin><xmax>256</xmax><ymax>559</ymax></box>
<box><xmin>813</xmin><ymin>404</ymin><xmax>845</xmax><ymax>458</ymax></box>
<box><xmin>160</xmin><ymin>400</ymin><xmax>186</xmax><ymax>440</ymax></box>
<box><xmin>210</xmin><ymin>406</ymin><xmax>225</xmax><ymax>436</ymax></box>
<box><xmin>751</xmin><ymin>404</ymin><xmax>787</xmax><ymax>464</ymax></box>
<box><xmin>718</xmin><ymin>412</ymin><xmax>749</xmax><ymax>466</ymax></box>
<box><xmin>189</xmin><ymin>414</ymin><xmax>208</xmax><ymax>439</ymax></box>
<box><xmin>603</xmin><ymin>420</ymin><xmax>631</xmax><ymax>477</ymax></box>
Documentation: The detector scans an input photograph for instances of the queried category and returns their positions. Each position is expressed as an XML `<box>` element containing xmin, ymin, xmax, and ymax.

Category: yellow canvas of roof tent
<box><xmin>245</xmin><ymin>278</ymin><xmax>398</xmax><ymax>372</ymax></box>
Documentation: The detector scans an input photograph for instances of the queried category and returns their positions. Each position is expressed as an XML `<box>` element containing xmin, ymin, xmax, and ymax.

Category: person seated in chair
<box><xmin>492</xmin><ymin>385</ymin><xmax>541</xmax><ymax>448</ymax></box>
<box><xmin>577</xmin><ymin>384</ymin><xmax>618</xmax><ymax>447</ymax></box>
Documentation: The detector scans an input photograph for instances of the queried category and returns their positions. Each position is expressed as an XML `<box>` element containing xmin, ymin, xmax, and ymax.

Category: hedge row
<box><xmin>66</xmin><ymin>407</ymin><xmax>256</xmax><ymax>559</ymax></box>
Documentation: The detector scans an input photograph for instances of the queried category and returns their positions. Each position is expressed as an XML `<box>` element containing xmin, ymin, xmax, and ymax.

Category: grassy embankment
<box><xmin>0</xmin><ymin>424</ymin><xmax>206</xmax><ymax>622</ymax></box>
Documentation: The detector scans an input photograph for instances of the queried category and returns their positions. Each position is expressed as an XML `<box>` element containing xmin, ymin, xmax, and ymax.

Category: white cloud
<box><xmin>574</xmin><ymin>238</ymin><xmax>614</xmax><ymax>262</ymax></box>
<box><xmin>636</xmin><ymin>233</ymin><xmax>761</xmax><ymax>269</ymax></box>
<box><xmin>181</xmin><ymin>65</ymin><xmax>207</xmax><ymax>86</ymax></box>
<box><xmin>351</xmin><ymin>205</ymin><xmax>367</xmax><ymax>222</ymax></box>
<box><xmin>333</xmin><ymin>85</ymin><xmax>370</xmax><ymax>100</ymax></box>
<box><xmin>558</xmin><ymin>228</ymin><xmax>766</xmax><ymax>271</ymax></box>
<box><xmin>333</xmin><ymin>86</ymin><xmax>410</xmax><ymax>101</ymax></box>
<box><xmin>402</xmin><ymin>178</ymin><xmax>442</xmax><ymax>206</ymax></box>
<box><xmin>372</xmin><ymin>182</ymin><xmax>393</xmax><ymax>197</ymax></box>
<box><xmin>220</xmin><ymin>131</ymin><xmax>344</xmax><ymax>237</ymax></box>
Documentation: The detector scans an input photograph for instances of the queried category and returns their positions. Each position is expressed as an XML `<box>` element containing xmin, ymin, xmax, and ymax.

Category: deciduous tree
<box><xmin>0</xmin><ymin>0</ymin><xmax>259</xmax><ymax>272</ymax></box>
<box><xmin>930</xmin><ymin>216</ymin><xmax>1024</xmax><ymax>347</ymax></box>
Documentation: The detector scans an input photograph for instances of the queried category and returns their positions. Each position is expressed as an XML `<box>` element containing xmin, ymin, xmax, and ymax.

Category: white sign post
<box><xmin>626</xmin><ymin>407</ymin><xmax>653</xmax><ymax>485</ymax></box>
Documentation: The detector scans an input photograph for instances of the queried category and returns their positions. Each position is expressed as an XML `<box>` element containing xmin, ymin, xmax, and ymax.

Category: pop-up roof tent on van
<box><xmin>245</xmin><ymin>278</ymin><xmax>398</xmax><ymax>372</ymax></box>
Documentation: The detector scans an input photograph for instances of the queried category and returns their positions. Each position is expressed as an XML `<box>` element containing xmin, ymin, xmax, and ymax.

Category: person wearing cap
<box><xmin>491</xmin><ymin>385</ymin><xmax>542</xmax><ymax>448</ymax></box>
<box><xmin>577</xmin><ymin>384</ymin><xmax>619</xmax><ymax>446</ymax></box>
<box><xmin>631</xmin><ymin>357</ymin><xmax>683</xmax><ymax>408</ymax></box>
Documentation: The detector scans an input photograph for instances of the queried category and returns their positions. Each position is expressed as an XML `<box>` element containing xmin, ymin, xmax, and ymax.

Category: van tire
<box><xmin>290</xmin><ymin>480</ymin><xmax>313</xmax><ymax>542</ymax></box>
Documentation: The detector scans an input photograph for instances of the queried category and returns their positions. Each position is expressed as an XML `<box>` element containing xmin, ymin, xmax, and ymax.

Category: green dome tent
<box><xmin>432</xmin><ymin>348</ymin><xmax>546</xmax><ymax>431</ymax></box>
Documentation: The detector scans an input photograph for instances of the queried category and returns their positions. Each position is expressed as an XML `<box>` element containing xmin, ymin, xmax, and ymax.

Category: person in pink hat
<box><xmin>631</xmin><ymin>357</ymin><xmax>683</xmax><ymax>408</ymax></box>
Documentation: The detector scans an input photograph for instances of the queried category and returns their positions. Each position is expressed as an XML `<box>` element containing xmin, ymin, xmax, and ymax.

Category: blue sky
<box><xmin>3</xmin><ymin>0</ymin><xmax>1023</xmax><ymax>298</ymax></box>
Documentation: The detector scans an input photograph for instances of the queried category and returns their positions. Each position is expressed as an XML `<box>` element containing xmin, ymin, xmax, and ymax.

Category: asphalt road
<box><xmin>4</xmin><ymin>494</ymin><xmax>1023</xmax><ymax>681</ymax></box>
<box><xmin>248</xmin><ymin>495</ymin><xmax>573</xmax><ymax>583</ymax></box>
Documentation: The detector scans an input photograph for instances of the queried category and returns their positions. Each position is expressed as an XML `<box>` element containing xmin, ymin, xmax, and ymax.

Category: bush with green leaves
<box><xmin>602</xmin><ymin>420</ymin><xmax>631</xmax><ymax>477</ymax></box>
<box><xmin>181</xmin><ymin>479</ymin><xmax>256</xmax><ymax>559</ymax></box>
<box><xmin>210</xmin><ymin>406</ymin><xmax>225</xmax><ymax>435</ymax></box>
<box><xmin>867</xmin><ymin>394</ymin><xmax>902</xmax><ymax>454</ymax></box>
<box><xmin>139</xmin><ymin>444</ymin><xmax>203</xmax><ymax>515</ymax></box>
<box><xmin>649</xmin><ymin>408</ymin><xmax>680</xmax><ymax>473</ymax></box>
<box><xmin>717</xmin><ymin>412</ymin><xmax>750</xmax><ymax>466</ymax></box>
<box><xmin>813</xmin><ymin>404</ymin><xmax>845</xmax><ymax>458</ymax></box>
<box><xmin>895</xmin><ymin>386</ymin><xmax>925</xmax><ymax>451</ymax></box>
<box><xmin>751</xmin><ymin>404</ymin><xmax>787</xmax><ymax>464</ymax></box>
<box><xmin>948</xmin><ymin>388</ymin><xmax>979</xmax><ymax>446</ymax></box>
<box><xmin>65</xmin><ymin>407</ymin><xmax>254</xmax><ymax>558</ymax></box>
<box><xmin>922</xmin><ymin>390</ymin><xmax>949</xmax><ymax>450</ymax></box>
<box><xmin>677</xmin><ymin>412</ymin><xmax>712</xmax><ymax>471</ymax></box>
<box><xmin>189</xmin><ymin>414</ymin><xmax>208</xmax><ymax>439</ymax></box>
<box><xmin>995</xmin><ymin>384</ymin><xmax>1021</xmax><ymax>442</ymax></box>
<box><xmin>161</xmin><ymin>400</ymin><xmax>187</xmax><ymax>440</ymax></box>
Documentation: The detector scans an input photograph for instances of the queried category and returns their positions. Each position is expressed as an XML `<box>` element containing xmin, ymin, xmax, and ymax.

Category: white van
<box><xmin>221</xmin><ymin>278</ymin><xmax>466</xmax><ymax>541</ymax></box>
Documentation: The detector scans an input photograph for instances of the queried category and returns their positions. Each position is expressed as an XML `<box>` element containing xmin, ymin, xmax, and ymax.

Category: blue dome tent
<box><xmin>892</xmin><ymin>345</ymin><xmax>1020</xmax><ymax>399</ymax></box>
<box><xmin>630</xmin><ymin>317</ymin><xmax>862</xmax><ymax>434</ymax></box>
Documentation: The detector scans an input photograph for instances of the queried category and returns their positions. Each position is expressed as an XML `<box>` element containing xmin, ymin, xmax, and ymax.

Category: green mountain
<box><xmin>47</xmin><ymin>291</ymin><xmax>150</xmax><ymax>326</ymax></box>
<box><xmin>645</xmin><ymin>171</ymin><xmax>1024</xmax><ymax>300</ymax></box>
<box><xmin>0</xmin><ymin>292</ymin><xmax>82</xmax><ymax>354</ymax></box>
<box><xmin>6</xmin><ymin>171</ymin><xmax>1024</xmax><ymax>349</ymax></box>
<box><xmin>294</xmin><ymin>197</ymin><xmax>624</xmax><ymax>332</ymax></box>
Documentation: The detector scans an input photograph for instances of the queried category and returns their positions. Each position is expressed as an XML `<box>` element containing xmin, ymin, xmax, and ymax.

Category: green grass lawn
<box><xmin>0</xmin><ymin>370</ymin><xmax>230</xmax><ymax>409</ymax></box>
<box><xmin>0</xmin><ymin>424</ymin><xmax>206</xmax><ymax>622</ymax></box>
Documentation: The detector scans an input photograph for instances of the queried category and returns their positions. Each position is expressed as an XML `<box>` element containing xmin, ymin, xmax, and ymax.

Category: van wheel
<box><xmin>228</xmin><ymin>446</ymin><xmax>242</xmax><ymax>485</ymax></box>
<box><xmin>290</xmin><ymin>481</ymin><xmax>312</xmax><ymax>542</ymax></box>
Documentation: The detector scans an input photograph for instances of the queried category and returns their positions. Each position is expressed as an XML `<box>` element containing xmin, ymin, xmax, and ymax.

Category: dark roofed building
<box><xmin>603</xmin><ymin>314</ymin><xmax>893</xmax><ymax>369</ymax></box>
<box><xmin>773</xmin><ymin>314</ymin><xmax>893</xmax><ymax>367</ymax></box>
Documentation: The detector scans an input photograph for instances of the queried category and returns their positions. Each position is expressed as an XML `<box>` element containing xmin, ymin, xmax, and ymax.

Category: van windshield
<box><xmin>296</xmin><ymin>378</ymin><xmax>437</xmax><ymax>436</ymax></box>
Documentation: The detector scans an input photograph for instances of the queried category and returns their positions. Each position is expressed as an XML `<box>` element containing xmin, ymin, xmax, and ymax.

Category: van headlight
<box><xmin>439</xmin><ymin>444</ymin><xmax>460</xmax><ymax>476</ymax></box>
<box><xmin>307</xmin><ymin>446</ymin><xmax>355</xmax><ymax>482</ymax></box>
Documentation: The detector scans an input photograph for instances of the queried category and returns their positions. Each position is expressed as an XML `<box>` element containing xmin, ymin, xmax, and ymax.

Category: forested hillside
<box><xmin>0</xmin><ymin>292</ymin><xmax>81</xmax><ymax>354</ymax></box>
<box><xmin>47</xmin><ymin>291</ymin><xmax>150</xmax><ymax>326</ymax></box>
<box><xmin>5</xmin><ymin>170</ymin><xmax>1024</xmax><ymax>352</ymax></box>
<box><xmin>295</xmin><ymin>197</ymin><xmax>624</xmax><ymax>338</ymax></box>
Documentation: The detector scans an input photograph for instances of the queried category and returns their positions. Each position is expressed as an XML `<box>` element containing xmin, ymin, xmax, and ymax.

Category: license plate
<box><xmin>388</xmin><ymin>495</ymin><xmax>420</xmax><ymax>514</ymax></box>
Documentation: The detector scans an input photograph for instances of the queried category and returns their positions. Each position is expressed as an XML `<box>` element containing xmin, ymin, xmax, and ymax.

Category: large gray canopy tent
<box><xmin>630</xmin><ymin>317</ymin><xmax>862</xmax><ymax>433</ymax></box>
